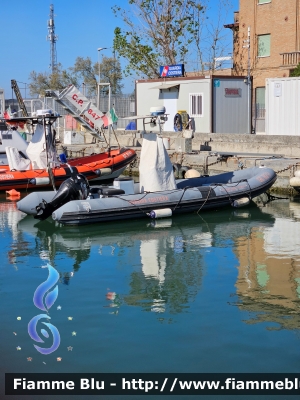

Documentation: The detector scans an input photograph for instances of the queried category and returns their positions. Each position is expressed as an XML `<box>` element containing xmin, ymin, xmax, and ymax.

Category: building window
<box><xmin>258</xmin><ymin>0</ymin><xmax>271</xmax><ymax>3</ymax></box>
<box><xmin>258</xmin><ymin>34</ymin><xmax>271</xmax><ymax>57</ymax></box>
<box><xmin>189</xmin><ymin>93</ymin><xmax>203</xmax><ymax>117</ymax></box>
<box><xmin>255</xmin><ymin>87</ymin><xmax>265</xmax><ymax>118</ymax></box>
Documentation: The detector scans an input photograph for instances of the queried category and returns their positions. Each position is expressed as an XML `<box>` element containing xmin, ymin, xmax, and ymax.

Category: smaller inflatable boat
<box><xmin>17</xmin><ymin>166</ymin><xmax>277</xmax><ymax>225</ymax></box>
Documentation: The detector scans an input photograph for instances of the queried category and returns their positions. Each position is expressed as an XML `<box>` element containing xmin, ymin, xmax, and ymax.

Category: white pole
<box><xmin>97</xmin><ymin>47</ymin><xmax>107</xmax><ymax>109</ymax></box>
<box><xmin>97</xmin><ymin>50</ymin><xmax>100</xmax><ymax>109</ymax></box>
<box><xmin>243</xmin><ymin>28</ymin><xmax>251</xmax><ymax>134</ymax></box>
<box><xmin>247</xmin><ymin>27</ymin><xmax>251</xmax><ymax>134</ymax></box>
<box><xmin>108</xmin><ymin>83</ymin><xmax>111</xmax><ymax>150</ymax></box>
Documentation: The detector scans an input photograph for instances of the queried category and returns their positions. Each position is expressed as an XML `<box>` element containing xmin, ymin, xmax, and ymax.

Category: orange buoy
<box><xmin>6</xmin><ymin>189</ymin><xmax>21</xmax><ymax>197</ymax></box>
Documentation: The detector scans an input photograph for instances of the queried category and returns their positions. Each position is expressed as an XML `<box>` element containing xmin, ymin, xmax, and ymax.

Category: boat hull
<box><xmin>0</xmin><ymin>148</ymin><xmax>136</xmax><ymax>191</ymax></box>
<box><xmin>18</xmin><ymin>167</ymin><xmax>276</xmax><ymax>226</ymax></box>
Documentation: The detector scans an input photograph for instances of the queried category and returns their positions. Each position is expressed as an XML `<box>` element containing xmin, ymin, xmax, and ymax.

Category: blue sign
<box><xmin>160</xmin><ymin>64</ymin><xmax>184</xmax><ymax>78</ymax></box>
<box><xmin>214</xmin><ymin>79</ymin><xmax>220</xmax><ymax>87</ymax></box>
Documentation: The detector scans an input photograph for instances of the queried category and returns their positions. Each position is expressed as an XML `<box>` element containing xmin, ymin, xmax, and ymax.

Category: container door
<box><xmin>161</xmin><ymin>91</ymin><xmax>178</xmax><ymax>131</ymax></box>
<box><xmin>213</xmin><ymin>78</ymin><xmax>249</xmax><ymax>134</ymax></box>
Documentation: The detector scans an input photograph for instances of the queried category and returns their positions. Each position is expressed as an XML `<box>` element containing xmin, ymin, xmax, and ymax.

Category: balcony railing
<box><xmin>281</xmin><ymin>51</ymin><xmax>300</xmax><ymax>67</ymax></box>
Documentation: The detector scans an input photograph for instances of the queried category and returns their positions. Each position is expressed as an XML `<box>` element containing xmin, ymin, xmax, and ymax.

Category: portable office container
<box><xmin>265</xmin><ymin>77</ymin><xmax>300</xmax><ymax>135</ymax></box>
<box><xmin>135</xmin><ymin>76</ymin><xmax>249</xmax><ymax>134</ymax></box>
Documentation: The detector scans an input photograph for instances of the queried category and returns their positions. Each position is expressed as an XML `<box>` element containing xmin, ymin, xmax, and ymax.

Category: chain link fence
<box><xmin>23</xmin><ymin>94</ymin><xmax>136</xmax><ymax>131</ymax></box>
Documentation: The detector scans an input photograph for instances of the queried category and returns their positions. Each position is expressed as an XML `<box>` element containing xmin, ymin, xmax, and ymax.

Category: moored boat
<box><xmin>0</xmin><ymin>111</ymin><xmax>136</xmax><ymax>191</ymax></box>
<box><xmin>17</xmin><ymin>134</ymin><xmax>277</xmax><ymax>225</ymax></box>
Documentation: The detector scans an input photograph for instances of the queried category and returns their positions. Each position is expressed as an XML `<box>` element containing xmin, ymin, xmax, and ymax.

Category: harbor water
<box><xmin>0</xmin><ymin>194</ymin><xmax>300</xmax><ymax>399</ymax></box>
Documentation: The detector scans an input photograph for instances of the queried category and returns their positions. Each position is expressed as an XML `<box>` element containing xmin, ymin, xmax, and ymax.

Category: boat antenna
<box><xmin>47</xmin><ymin>4</ymin><xmax>58</xmax><ymax>74</ymax></box>
<box><xmin>43</xmin><ymin>116</ymin><xmax>57</xmax><ymax>191</ymax></box>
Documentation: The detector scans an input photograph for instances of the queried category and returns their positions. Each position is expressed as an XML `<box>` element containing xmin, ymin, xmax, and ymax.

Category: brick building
<box><xmin>225</xmin><ymin>0</ymin><xmax>300</xmax><ymax>133</ymax></box>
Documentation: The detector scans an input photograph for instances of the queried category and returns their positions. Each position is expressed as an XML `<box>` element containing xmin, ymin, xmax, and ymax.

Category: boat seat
<box><xmin>102</xmin><ymin>188</ymin><xmax>125</xmax><ymax>197</ymax></box>
<box><xmin>5</xmin><ymin>146</ymin><xmax>31</xmax><ymax>171</ymax></box>
<box><xmin>88</xmin><ymin>186</ymin><xmax>109</xmax><ymax>198</ymax></box>
<box><xmin>90</xmin><ymin>186</ymin><xmax>110</xmax><ymax>195</ymax></box>
<box><xmin>88</xmin><ymin>186</ymin><xmax>125</xmax><ymax>198</ymax></box>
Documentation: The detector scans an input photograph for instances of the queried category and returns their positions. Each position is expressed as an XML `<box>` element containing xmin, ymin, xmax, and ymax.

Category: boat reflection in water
<box><xmin>4</xmin><ymin>196</ymin><xmax>298</xmax><ymax>328</ymax></box>
<box><xmin>234</xmin><ymin>198</ymin><xmax>300</xmax><ymax>330</ymax></box>
<box><xmin>18</xmin><ymin>210</ymin><xmax>213</xmax><ymax>313</ymax></box>
<box><xmin>0</xmin><ymin>200</ymin><xmax>24</xmax><ymax>238</ymax></box>
<box><xmin>17</xmin><ymin>202</ymin><xmax>296</xmax><ymax>321</ymax></box>
<box><xmin>2</xmin><ymin>197</ymin><xmax>300</xmax><ymax>380</ymax></box>
<box><xmin>0</xmin><ymin>200</ymin><xmax>30</xmax><ymax>268</ymax></box>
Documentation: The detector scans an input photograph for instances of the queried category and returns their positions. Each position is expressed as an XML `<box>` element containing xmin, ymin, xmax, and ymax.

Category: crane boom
<box><xmin>11</xmin><ymin>79</ymin><xmax>29</xmax><ymax>117</ymax></box>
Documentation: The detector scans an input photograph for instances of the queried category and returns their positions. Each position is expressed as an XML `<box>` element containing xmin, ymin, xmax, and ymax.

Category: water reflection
<box><xmin>18</xmin><ymin>213</ymin><xmax>211</xmax><ymax>314</ymax></box>
<box><xmin>0</xmin><ymin>201</ymin><xmax>24</xmax><ymax>238</ymax></box>
<box><xmin>16</xmin><ymin>204</ymin><xmax>274</xmax><ymax>314</ymax></box>
<box><xmin>2</xmin><ymin>197</ymin><xmax>299</xmax><ymax>328</ymax></box>
<box><xmin>0</xmin><ymin>200</ymin><xmax>30</xmax><ymax>269</ymax></box>
<box><xmin>235</xmin><ymin>198</ymin><xmax>300</xmax><ymax>330</ymax></box>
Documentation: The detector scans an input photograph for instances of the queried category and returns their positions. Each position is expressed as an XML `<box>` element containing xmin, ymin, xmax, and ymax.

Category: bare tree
<box><xmin>113</xmin><ymin>0</ymin><xmax>234</xmax><ymax>78</ymax></box>
<box><xmin>193</xmin><ymin>0</ymin><xmax>234</xmax><ymax>73</ymax></box>
<box><xmin>113</xmin><ymin>0</ymin><xmax>204</xmax><ymax>78</ymax></box>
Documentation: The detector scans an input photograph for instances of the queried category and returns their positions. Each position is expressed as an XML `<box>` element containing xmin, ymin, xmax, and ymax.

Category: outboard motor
<box><xmin>34</xmin><ymin>173</ymin><xmax>90</xmax><ymax>220</ymax></box>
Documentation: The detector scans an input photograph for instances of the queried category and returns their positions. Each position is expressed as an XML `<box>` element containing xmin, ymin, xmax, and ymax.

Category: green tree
<box><xmin>290</xmin><ymin>63</ymin><xmax>300</xmax><ymax>77</ymax></box>
<box><xmin>101</xmin><ymin>56</ymin><xmax>124</xmax><ymax>95</ymax></box>
<box><xmin>28</xmin><ymin>63</ymin><xmax>78</xmax><ymax>97</ymax></box>
<box><xmin>69</xmin><ymin>56</ymin><xmax>96</xmax><ymax>96</ymax></box>
<box><xmin>29</xmin><ymin>57</ymin><xmax>123</xmax><ymax>97</ymax></box>
<box><xmin>70</xmin><ymin>56</ymin><xmax>123</xmax><ymax>95</ymax></box>
<box><xmin>113</xmin><ymin>0</ymin><xmax>233</xmax><ymax>78</ymax></box>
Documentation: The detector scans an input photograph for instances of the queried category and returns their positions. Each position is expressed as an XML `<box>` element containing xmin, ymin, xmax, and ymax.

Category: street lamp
<box><xmin>97</xmin><ymin>47</ymin><xmax>107</xmax><ymax>108</ymax></box>
<box><xmin>243</xmin><ymin>27</ymin><xmax>251</xmax><ymax>134</ymax></box>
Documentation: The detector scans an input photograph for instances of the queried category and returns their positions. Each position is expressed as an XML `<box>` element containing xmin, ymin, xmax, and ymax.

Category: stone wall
<box><xmin>107</xmin><ymin>130</ymin><xmax>300</xmax><ymax>158</ymax></box>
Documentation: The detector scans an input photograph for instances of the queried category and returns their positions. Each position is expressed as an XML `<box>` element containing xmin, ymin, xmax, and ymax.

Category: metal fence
<box><xmin>23</xmin><ymin>94</ymin><xmax>136</xmax><ymax>130</ymax></box>
<box><xmin>100</xmin><ymin>94</ymin><xmax>136</xmax><ymax>129</ymax></box>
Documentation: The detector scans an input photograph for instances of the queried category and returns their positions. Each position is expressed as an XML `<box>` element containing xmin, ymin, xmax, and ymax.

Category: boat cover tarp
<box><xmin>26</xmin><ymin>122</ymin><xmax>58</xmax><ymax>169</ymax></box>
<box><xmin>5</xmin><ymin>146</ymin><xmax>31</xmax><ymax>170</ymax></box>
<box><xmin>26</xmin><ymin>124</ymin><xmax>48</xmax><ymax>169</ymax></box>
<box><xmin>139</xmin><ymin>133</ymin><xmax>176</xmax><ymax>192</ymax></box>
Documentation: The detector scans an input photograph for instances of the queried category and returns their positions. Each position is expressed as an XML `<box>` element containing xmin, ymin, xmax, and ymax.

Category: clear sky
<box><xmin>0</xmin><ymin>0</ymin><xmax>239</xmax><ymax>100</ymax></box>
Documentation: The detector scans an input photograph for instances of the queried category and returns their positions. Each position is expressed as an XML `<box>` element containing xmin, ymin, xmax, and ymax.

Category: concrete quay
<box><xmin>59</xmin><ymin>130</ymin><xmax>300</xmax><ymax>194</ymax></box>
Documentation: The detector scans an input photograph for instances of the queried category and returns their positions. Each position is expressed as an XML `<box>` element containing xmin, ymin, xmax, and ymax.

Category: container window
<box><xmin>258</xmin><ymin>34</ymin><xmax>271</xmax><ymax>57</ymax></box>
<box><xmin>189</xmin><ymin>94</ymin><xmax>203</xmax><ymax>117</ymax></box>
<box><xmin>258</xmin><ymin>0</ymin><xmax>271</xmax><ymax>4</ymax></box>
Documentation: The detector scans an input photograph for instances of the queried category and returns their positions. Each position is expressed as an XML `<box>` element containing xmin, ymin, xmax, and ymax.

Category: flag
<box><xmin>101</xmin><ymin>108</ymin><xmax>118</xmax><ymax>127</ymax></box>
<box><xmin>110</xmin><ymin>108</ymin><xmax>118</xmax><ymax>123</ymax></box>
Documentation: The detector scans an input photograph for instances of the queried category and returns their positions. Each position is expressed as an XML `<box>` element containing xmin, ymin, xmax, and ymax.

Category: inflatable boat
<box><xmin>0</xmin><ymin>146</ymin><xmax>136</xmax><ymax>191</ymax></box>
<box><xmin>0</xmin><ymin>112</ymin><xmax>136</xmax><ymax>191</ymax></box>
<box><xmin>17</xmin><ymin>166</ymin><xmax>277</xmax><ymax>225</ymax></box>
<box><xmin>17</xmin><ymin>133</ymin><xmax>277</xmax><ymax>225</ymax></box>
